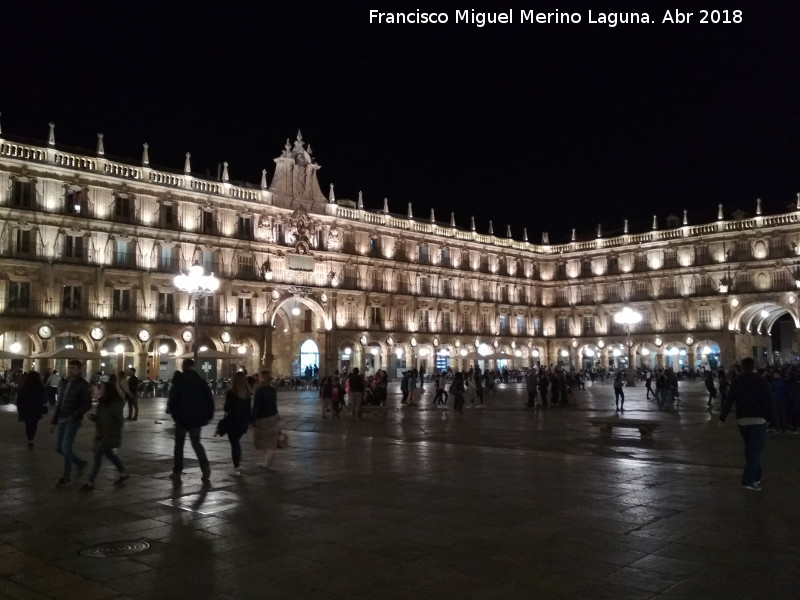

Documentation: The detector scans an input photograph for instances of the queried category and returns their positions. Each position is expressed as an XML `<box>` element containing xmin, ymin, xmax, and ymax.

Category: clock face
<box><xmin>90</xmin><ymin>327</ymin><xmax>104</xmax><ymax>341</ymax></box>
<box><xmin>182</xmin><ymin>330</ymin><xmax>193</xmax><ymax>343</ymax></box>
<box><xmin>38</xmin><ymin>325</ymin><xmax>53</xmax><ymax>340</ymax></box>
<box><xmin>220</xmin><ymin>331</ymin><xmax>231</xmax><ymax>344</ymax></box>
<box><xmin>138</xmin><ymin>329</ymin><xmax>151</xmax><ymax>342</ymax></box>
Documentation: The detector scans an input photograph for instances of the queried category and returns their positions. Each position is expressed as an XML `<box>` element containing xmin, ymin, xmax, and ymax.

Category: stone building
<box><xmin>1</xmin><ymin>120</ymin><xmax>799</xmax><ymax>380</ymax></box>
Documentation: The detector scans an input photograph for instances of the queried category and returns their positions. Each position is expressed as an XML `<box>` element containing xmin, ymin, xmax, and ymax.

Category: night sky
<box><xmin>1</xmin><ymin>1</ymin><xmax>798</xmax><ymax>243</ymax></box>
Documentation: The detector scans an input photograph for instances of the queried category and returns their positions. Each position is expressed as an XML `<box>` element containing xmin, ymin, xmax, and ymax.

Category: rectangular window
<box><xmin>499</xmin><ymin>315</ymin><xmax>509</xmax><ymax>333</ymax></box>
<box><xmin>344</xmin><ymin>266</ymin><xmax>358</xmax><ymax>288</ymax></box>
<box><xmin>371</xmin><ymin>270</ymin><xmax>383</xmax><ymax>292</ymax></box>
<box><xmin>556</xmin><ymin>289</ymin><xmax>569</xmax><ymax>306</ymax></box>
<box><xmin>160</xmin><ymin>204</ymin><xmax>177</xmax><ymax>228</ymax></box>
<box><xmin>480</xmin><ymin>255</ymin><xmax>490</xmax><ymax>273</ymax></box>
<box><xmin>440</xmin><ymin>248</ymin><xmax>450</xmax><ymax>267</ymax></box>
<box><xmin>461</xmin><ymin>250</ymin><xmax>471</xmax><ymax>269</ymax></box>
<box><xmin>667</xmin><ymin>310</ymin><xmax>680</xmax><ymax>326</ymax></box>
<box><xmin>441</xmin><ymin>311</ymin><xmax>452</xmax><ymax>332</ymax></box>
<box><xmin>157</xmin><ymin>292</ymin><xmax>174</xmax><ymax>320</ymax></box>
<box><xmin>418</xmin><ymin>245</ymin><xmax>429</xmax><ymax>264</ymax></box>
<box><xmin>114</xmin><ymin>240</ymin><xmax>132</xmax><ymax>267</ymax></box>
<box><xmin>236</xmin><ymin>215</ymin><xmax>253</xmax><ymax>240</ymax></box>
<box><xmin>7</xmin><ymin>281</ymin><xmax>30</xmax><ymax>310</ymax></box>
<box><xmin>698</xmin><ymin>308</ymin><xmax>712</xmax><ymax>325</ymax></box>
<box><xmin>441</xmin><ymin>279</ymin><xmax>452</xmax><ymax>298</ymax></box>
<box><xmin>158</xmin><ymin>245</ymin><xmax>175</xmax><ymax>272</ymax></box>
<box><xmin>482</xmin><ymin>284</ymin><xmax>491</xmax><ymax>302</ymax></box>
<box><xmin>517</xmin><ymin>316</ymin><xmax>526</xmax><ymax>334</ymax></box>
<box><xmin>201</xmin><ymin>211</ymin><xmax>216</xmax><ymax>235</ymax></box>
<box><xmin>197</xmin><ymin>295</ymin><xmax>215</xmax><ymax>322</ymax></box>
<box><xmin>736</xmin><ymin>272</ymin><xmax>752</xmax><ymax>291</ymax></box>
<box><xmin>62</xmin><ymin>285</ymin><xmax>82</xmax><ymax>316</ymax></box>
<box><xmin>114</xmin><ymin>196</ymin><xmax>133</xmax><ymax>223</ymax></box>
<box><xmin>237</xmin><ymin>298</ymin><xmax>252</xmax><ymax>324</ymax></box>
<box><xmin>735</xmin><ymin>241</ymin><xmax>750</xmax><ymax>260</ymax></box>
<box><xmin>15</xmin><ymin>230</ymin><xmax>32</xmax><ymax>256</ymax></box>
<box><xmin>112</xmin><ymin>289</ymin><xmax>131</xmax><ymax>316</ymax></box>
<box><xmin>479</xmin><ymin>312</ymin><xmax>490</xmax><ymax>332</ymax></box>
<box><xmin>635</xmin><ymin>281</ymin><xmax>649</xmax><ymax>298</ymax></box>
<box><xmin>419</xmin><ymin>277</ymin><xmax>430</xmax><ymax>296</ymax></box>
<box><xmin>201</xmin><ymin>250</ymin><xmax>215</xmax><ymax>273</ymax></box>
<box><xmin>583</xmin><ymin>316</ymin><xmax>595</xmax><ymax>335</ymax></box>
<box><xmin>65</xmin><ymin>188</ymin><xmax>85</xmax><ymax>215</ymax></box>
<box><xmin>771</xmin><ymin>271</ymin><xmax>788</xmax><ymax>289</ymax></box>
<box><xmin>273</xmin><ymin>222</ymin><xmax>286</xmax><ymax>245</ymax></box>
<box><xmin>396</xmin><ymin>307</ymin><xmax>407</xmax><ymax>329</ymax></box>
<box><xmin>418</xmin><ymin>309</ymin><xmax>430</xmax><ymax>331</ymax></box>
<box><xmin>64</xmin><ymin>235</ymin><xmax>84</xmax><ymax>261</ymax></box>
<box><xmin>533</xmin><ymin>317</ymin><xmax>542</xmax><ymax>336</ymax></box>
<box><xmin>557</xmin><ymin>316</ymin><xmax>570</xmax><ymax>336</ymax></box>
<box><xmin>556</xmin><ymin>263</ymin><xmax>567</xmax><ymax>279</ymax></box>
<box><xmin>237</xmin><ymin>254</ymin><xmax>256</xmax><ymax>279</ymax></box>
<box><xmin>369</xmin><ymin>306</ymin><xmax>383</xmax><ymax>329</ymax></box>
<box><xmin>11</xmin><ymin>181</ymin><xmax>33</xmax><ymax>208</ymax></box>
<box><xmin>607</xmin><ymin>284</ymin><xmax>621</xmax><ymax>302</ymax></box>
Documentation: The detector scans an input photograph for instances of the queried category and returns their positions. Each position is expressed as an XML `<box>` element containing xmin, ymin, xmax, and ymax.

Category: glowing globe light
<box><xmin>9</xmin><ymin>342</ymin><xmax>21</xmax><ymax>353</ymax></box>
<box><xmin>159</xmin><ymin>345</ymin><xmax>169</xmax><ymax>354</ymax></box>
<box><xmin>114</xmin><ymin>344</ymin><xmax>124</xmax><ymax>354</ymax></box>
<box><xmin>237</xmin><ymin>346</ymin><xmax>247</xmax><ymax>355</ymax></box>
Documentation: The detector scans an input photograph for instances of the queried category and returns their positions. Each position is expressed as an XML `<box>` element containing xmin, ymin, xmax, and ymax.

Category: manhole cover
<box><xmin>80</xmin><ymin>540</ymin><xmax>150</xmax><ymax>558</ymax></box>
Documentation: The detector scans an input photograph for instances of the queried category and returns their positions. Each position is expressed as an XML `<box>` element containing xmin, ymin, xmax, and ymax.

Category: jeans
<box><xmin>739</xmin><ymin>423</ymin><xmax>766</xmax><ymax>486</ymax></box>
<box><xmin>126</xmin><ymin>396</ymin><xmax>139</xmax><ymax>419</ymax></box>
<box><xmin>88</xmin><ymin>446</ymin><xmax>125</xmax><ymax>483</ymax></box>
<box><xmin>228</xmin><ymin>432</ymin><xmax>242</xmax><ymax>468</ymax></box>
<box><xmin>173</xmin><ymin>424</ymin><xmax>210</xmax><ymax>476</ymax></box>
<box><xmin>614</xmin><ymin>387</ymin><xmax>625</xmax><ymax>406</ymax></box>
<box><xmin>55</xmin><ymin>420</ymin><xmax>85</xmax><ymax>479</ymax></box>
<box><xmin>350</xmin><ymin>392</ymin><xmax>363</xmax><ymax>418</ymax></box>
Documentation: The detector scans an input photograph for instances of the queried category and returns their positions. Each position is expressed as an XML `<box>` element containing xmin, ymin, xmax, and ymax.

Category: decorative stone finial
<box><xmin>142</xmin><ymin>143</ymin><xmax>150</xmax><ymax>166</ymax></box>
<box><xmin>48</xmin><ymin>122</ymin><xmax>55</xmax><ymax>146</ymax></box>
<box><xmin>597</xmin><ymin>223</ymin><xmax>602</xmax><ymax>238</ymax></box>
<box><xmin>407</xmin><ymin>202</ymin><xmax>413</xmax><ymax>220</ymax></box>
<box><xmin>623</xmin><ymin>219</ymin><xmax>629</xmax><ymax>234</ymax></box>
<box><xmin>796</xmin><ymin>193</ymin><xmax>800</xmax><ymax>211</ymax></box>
<box><xmin>96</xmin><ymin>133</ymin><xmax>105</xmax><ymax>156</ymax></box>
<box><xmin>718</xmin><ymin>203</ymin><xmax>724</xmax><ymax>220</ymax></box>
<box><xmin>523</xmin><ymin>227</ymin><xmax>529</xmax><ymax>242</ymax></box>
<box><xmin>571</xmin><ymin>228</ymin><xmax>576</xmax><ymax>242</ymax></box>
<box><xmin>184</xmin><ymin>152</ymin><xmax>192</xmax><ymax>174</ymax></box>
<box><xmin>261</xmin><ymin>169</ymin><xmax>268</xmax><ymax>190</ymax></box>
<box><xmin>328</xmin><ymin>183</ymin><xmax>335</xmax><ymax>203</ymax></box>
<box><xmin>430</xmin><ymin>208</ymin><xmax>436</xmax><ymax>223</ymax></box>
<box><xmin>470</xmin><ymin>216</ymin><xmax>476</xmax><ymax>231</ymax></box>
<box><xmin>542</xmin><ymin>232</ymin><xmax>549</xmax><ymax>245</ymax></box>
<box><xmin>683</xmin><ymin>209</ymin><xmax>688</xmax><ymax>225</ymax></box>
<box><xmin>506</xmin><ymin>224</ymin><xmax>512</xmax><ymax>238</ymax></box>
<box><xmin>450</xmin><ymin>212</ymin><xmax>456</xmax><ymax>227</ymax></box>
<box><xmin>0</xmin><ymin>112</ymin><xmax>3</xmax><ymax>137</ymax></box>
<box><xmin>283</xmin><ymin>138</ymin><xmax>292</xmax><ymax>157</ymax></box>
<box><xmin>652</xmin><ymin>215</ymin><xmax>658</xmax><ymax>230</ymax></box>
<box><xmin>383</xmin><ymin>197</ymin><xmax>389</xmax><ymax>213</ymax></box>
<box><xmin>488</xmin><ymin>220</ymin><xmax>494</xmax><ymax>236</ymax></box>
<box><xmin>756</xmin><ymin>197</ymin><xmax>762</xmax><ymax>215</ymax></box>
<box><xmin>357</xmin><ymin>191</ymin><xmax>364</xmax><ymax>210</ymax></box>
<box><xmin>222</xmin><ymin>161</ymin><xmax>230</xmax><ymax>183</ymax></box>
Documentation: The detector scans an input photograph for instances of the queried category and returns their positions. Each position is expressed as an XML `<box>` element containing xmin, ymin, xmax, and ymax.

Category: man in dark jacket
<box><xmin>348</xmin><ymin>368</ymin><xmax>365</xmax><ymax>419</ymax></box>
<box><xmin>126</xmin><ymin>367</ymin><xmax>139</xmax><ymax>421</ymax></box>
<box><xmin>167</xmin><ymin>359</ymin><xmax>215</xmax><ymax>482</ymax></box>
<box><xmin>719</xmin><ymin>357</ymin><xmax>773</xmax><ymax>491</ymax></box>
<box><xmin>50</xmin><ymin>360</ymin><xmax>92</xmax><ymax>487</ymax></box>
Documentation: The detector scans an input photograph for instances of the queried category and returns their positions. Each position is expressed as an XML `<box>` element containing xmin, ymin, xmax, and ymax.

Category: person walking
<box><xmin>613</xmin><ymin>370</ymin><xmax>625</xmax><ymax>411</ymax></box>
<box><xmin>474</xmin><ymin>367</ymin><xmax>484</xmax><ymax>407</ymax></box>
<box><xmin>320</xmin><ymin>375</ymin><xmax>333</xmax><ymax>418</ymax></box>
<box><xmin>50</xmin><ymin>360</ymin><xmax>92</xmax><ymax>487</ymax></box>
<box><xmin>719</xmin><ymin>357</ymin><xmax>773</xmax><ymax>491</ymax></box>
<box><xmin>82</xmin><ymin>374</ymin><xmax>129</xmax><ymax>490</ymax></box>
<box><xmin>167</xmin><ymin>359</ymin><xmax>214</xmax><ymax>483</ymax></box>
<box><xmin>432</xmin><ymin>372</ymin><xmax>448</xmax><ymax>407</ymax></box>
<box><xmin>705</xmin><ymin>370</ymin><xmax>717</xmax><ymax>408</ymax></box>
<box><xmin>525</xmin><ymin>369</ymin><xmax>538</xmax><ymax>408</ymax></box>
<box><xmin>45</xmin><ymin>368</ymin><xmax>60</xmax><ymax>407</ymax></box>
<box><xmin>223</xmin><ymin>372</ymin><xmax>252</xmax><ymax>476</ymax></box>
<box><xmin>451</xmin><ymin>372</ymin><xmax>465</xmax><ymax>414</ymax></box>
<box><xmin>400</xmin><ymin>371</ymin><xmax>410</xmax><ymax>405</ymax></box>
<box><xmin>645</xmin><ymin>372</ymin><xmax>654</xmax><ymax>400</ymax></box>
<box><xmin>126</xmin><ymin>367</ymin><xmax>139</xmax><ymax>421</ymax></box>
<box><xmin>252</xmin><ymin>369</ymin><xmax>279</xmax><ymax>467</ymax></box>
<box><xmin>17</xmin><ymin>371</ymin><xmax>47</xmax><ymax>449</ymax></box>
<box><xmin>348</xmin><ymin>368</ymin><xmax>365</xmax><ymax>418</ymax></box>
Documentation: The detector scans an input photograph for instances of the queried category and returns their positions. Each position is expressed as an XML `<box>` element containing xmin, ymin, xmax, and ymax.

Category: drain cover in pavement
<box><xmin>80</xmin><ymin>540</ymin><xmax>150</xmax><ymax>558</ymax></box>
<box><xmin>157</xmin><ymin>490</ymin><xmax>239</xmax><ymax>515</ymax></box>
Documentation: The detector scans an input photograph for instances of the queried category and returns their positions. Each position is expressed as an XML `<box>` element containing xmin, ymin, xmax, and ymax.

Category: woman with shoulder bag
<box><xmin>17</xmin><ymin>371</ymin><xmax>48</xmax><ymax>449</ymax></box>
<box><xmin>223</xmin><ymin>372</ymin><xmax>252</xmax><ymax>476</ymax></box>
<box><xmin>82</xmin><ymin>374</ymin><xmax>129</xmax><ymax>490</ymax></box>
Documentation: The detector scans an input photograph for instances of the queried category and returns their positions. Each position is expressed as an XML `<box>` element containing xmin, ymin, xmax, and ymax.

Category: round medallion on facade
<box><xmin>38</xmin><ymin>325</ymin><xmax>53</xmax><ymax>340</ymax></box>
<box><xmin>90</xmin><ymin>327</ymin><xmax>104</xmax><ymax>341</ymax></box>
<box><xmin>359</xmin><ymin>335</ymin><xmax>367</xmax><ymax>345</ymax></box>
<box><xmin>410</xmin><ymin>337</ymin><xmax>417</xmax><ymax>347</ymax></box>
<box><xmin>433</xmin><ymin>337</ymin><xmax>439</xmax><ymax>347</ymax></box>
<box><xmin>137</xmin><ymin>329</ymin><xmax>150</xmax><ymax>343</ymax></box>
<box><xmin>685</xmin><ymin>336</ymin><xmax>695</xmax><ymax>346</ymax></box>
<box><xmin>220</xmin><ymin>331</ymin><xmax>232</xmax><ymax>344</ymax></box>
<box><xmin>597</xmin><ymin>339</ymin><xmax>606</xmax><ymax>349</ymax></box>
<box><xmin>182</xmin><ymin>330</ymin><xmax>193</xmax><ymax>343</ymax></box>
<box><xmin>654</xmin><ymin>336</ymin><xmax>663</xmax><ymax>347</ymax></box>
<box><xmin>386</xmin><ymin>336</ymin><xmax>394</xmax><ymax>346</ymax></box>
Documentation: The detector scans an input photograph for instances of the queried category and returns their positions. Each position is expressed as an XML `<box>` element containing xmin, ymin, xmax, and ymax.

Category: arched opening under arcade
<box><xmin>0</xmin><ymin>330</ymin><xmax>38</xmax><ymax>373</ymax></box>
<box><xmin>100</xmin><ymin>335</ymin><xmax>137</xmax><ymax>377</ymax></box>
<box><xmin>299</xmin><ymin>338</ymin><xmax>320</xmax><ymax>378</ymax></box>
<box><xmin>732</xmin><ymin>301</ymin><xmax>799</xmax><ymax>367</ymax></box>
<box><xmin>694</xmin><ymin>339</ymin><xmax>723</xmax><ymax>371</ymax></box>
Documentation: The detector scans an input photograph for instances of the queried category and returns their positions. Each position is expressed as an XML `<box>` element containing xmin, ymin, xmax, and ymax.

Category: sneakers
<box><xmin>201</xmin><ymin>471</ymin><xmax>211</xmax><ymax>483</ymax></box>
<box><xmin>742</xmin><ymin>482</ymin><xmax>762</xmax><ymax>491</ymax></box>
<box><xmin>56</xmin><ymin>478</ymin><xmax>71</xmax><ymax>488</ymax></box>
<box><xmin>115</xmin><ymin>473</ymin><xmax>130</xmax><ymax>485</ymax></box>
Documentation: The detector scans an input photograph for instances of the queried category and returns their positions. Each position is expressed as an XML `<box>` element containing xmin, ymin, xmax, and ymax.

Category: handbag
<box><xmin>277</xmin><ymin>430</ymin><xmax>288</xmax><ymax>448</ymax></box>
<box><xmin>214</xmin><ymin>415</ymin><xmax>229</xmax><ymax>437</ymax></box>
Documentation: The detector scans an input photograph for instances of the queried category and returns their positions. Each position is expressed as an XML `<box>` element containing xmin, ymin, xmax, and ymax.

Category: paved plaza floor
<box><xmin>1</xmin><ymin>379</ymin><xmax>799</xmax><ymax>599</ymax></box>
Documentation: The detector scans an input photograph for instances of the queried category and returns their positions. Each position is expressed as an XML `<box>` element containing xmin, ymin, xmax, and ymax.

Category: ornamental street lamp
<box><xmin>174</xmin><ymin>262</ymin><xmax>220</xmax><ymax>363</ymax></box>
<box><xmin>614</xmin><ymin>306</ymin><xmax>642</xmax><ymax>385</ymax></box>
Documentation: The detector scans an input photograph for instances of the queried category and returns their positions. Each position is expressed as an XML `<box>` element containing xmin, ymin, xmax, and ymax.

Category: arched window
<box><xmin>299</xmin><ymin>339</ymin><xmax>319</xmax><ymax>373</ymax></box>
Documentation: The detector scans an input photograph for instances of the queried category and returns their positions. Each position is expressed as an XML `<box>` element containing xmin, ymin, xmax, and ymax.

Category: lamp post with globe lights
<box><xmin>614</xmin><ymin>306</ymin><xmax>642</xmax><ymax>385</ymax></box>
<box><xmin>174</xmin><ymin>262</ymin><xmax>220</xmax><ymax>363</ymax></box>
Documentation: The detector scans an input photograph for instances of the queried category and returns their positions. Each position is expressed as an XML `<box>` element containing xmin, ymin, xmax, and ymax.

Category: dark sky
<box><xmin>2</xmin><ymin>0</ymin><xmax>798</xmax><ymax>243</ymax></box>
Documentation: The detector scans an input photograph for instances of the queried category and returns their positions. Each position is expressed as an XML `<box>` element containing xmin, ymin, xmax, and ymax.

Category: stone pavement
<box><xmin>1</xmin><ymin>379</ymin><xmax>799</xmax><ymax>599</ymax></box>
